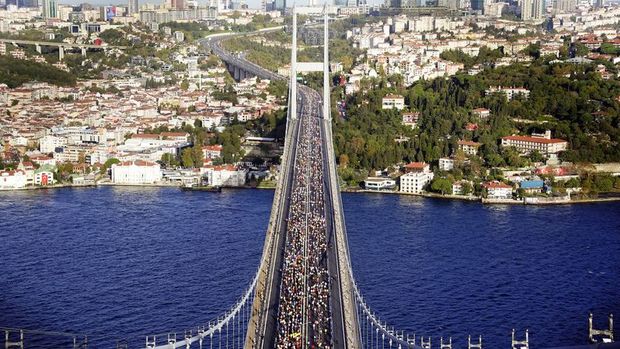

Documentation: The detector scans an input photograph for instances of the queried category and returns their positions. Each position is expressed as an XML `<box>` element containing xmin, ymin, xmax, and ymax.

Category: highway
<box><xmin>203</xmin><ymin>30</ymin><xmax>351</xmax><ymax>348</ymax></box>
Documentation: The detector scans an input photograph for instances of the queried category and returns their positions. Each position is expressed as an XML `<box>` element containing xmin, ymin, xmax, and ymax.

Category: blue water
<box><xmin>0</xmin><ymin>187</ymin><xmax>619</xmax><ymax>348</ymax></box>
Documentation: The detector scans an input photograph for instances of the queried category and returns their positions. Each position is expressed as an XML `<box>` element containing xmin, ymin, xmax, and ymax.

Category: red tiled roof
<box><xmin>132</xmin><ymin>134</ymin><xmax>159</xmax><ymax>139</ymax></box>
<box><xmin>118</xmin><ymin>160</ymin><xmax>157</xmax><ymax>167</ymax></box>
<box><xmin>404</xmin><ymin>162</ymin><xmax>427</xmax><ymax>169</ymax></box>
<box><xmin>483</xmin><ymin>181</ymin><xmax>512</xmax><ymax>189</ymax></box>
<box><xmin>502</xmin><ymin>135</ymin><xmax>567</xmax><ymax>144</ymax></box>
<box><xmin>458</xmin><ymin>140</ymin><xmax>481</xmax><ymax>147</ymax></box>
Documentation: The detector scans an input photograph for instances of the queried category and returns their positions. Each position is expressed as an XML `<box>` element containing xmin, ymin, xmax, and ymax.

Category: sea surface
<box><xmin>0</xmin><ymin>187</ymin><xmax>618</xmax><ymax>348</ymax></box>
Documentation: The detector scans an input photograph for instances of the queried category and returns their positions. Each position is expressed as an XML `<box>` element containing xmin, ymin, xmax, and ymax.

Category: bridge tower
<box><xmin>243</xmin><ymin>4</ymin><xmax>361</xmax><ymax>348</ymax></box>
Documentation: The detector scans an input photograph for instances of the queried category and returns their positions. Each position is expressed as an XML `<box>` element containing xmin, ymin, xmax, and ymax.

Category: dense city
<box><xmin>1</xmin><ymin>0</ymin><xmax>620</xmax><ymax>206</ymax></box>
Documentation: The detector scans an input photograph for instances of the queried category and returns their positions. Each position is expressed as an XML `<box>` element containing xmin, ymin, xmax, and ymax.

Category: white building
<box><xmin>111</xmin><ymin>160</ymin><xmax>162</xmax><ymax>184</ymax></box>
<box><xmin>39</xmin><ymin>135</ymin><xmax>67</xmax><ymax>153</ymax></box>
<box><xmin>399</xmin><ymin>162</ymin><xmax>434</xmax><ymax>194</ymax></box>
<box><xmin>203</xmin><ymin>145</ymin><xmax>223</xmax><ymax>159</ymax></box>
<box><xmin>34</xmin><ymin>169</ymin><xmax>55</xmax><ymax>186</ymax></box>
<box><xmin>382</xmin><ymin>94</ymin><xmax>405</xmax><ymax>110</ymax></box>
<box><xmin>486</xmin><ymin>86</ymin><xmax>530</xmax><ymax>100</ymax></box>
<box><xmin>204</xmin><ymin>165</ymin><xmax>246</xmax><ymax>187</ymax></box>
<box><xmin>483</xmin><ymin>181</ymin><xmax>513</xmax><ymax>199</ymax></box>
<box><xmin>472</xmin><ymin>108</ymin><xmax>490</xmax><ymax>119</ymax></box>
<box><xmin>363</xmin><ymin>177</ymin><xmax>397</xmax><ymax>190</ymax></box>
<box><xmin>0</xmin><ymin>170</ymin><xmax>27</xmax><ymax>189</ymax></box>
<box><xmin>439</xmin><ymin>157</ymin><xmax>454</xmax><ymax>171</ymax></box>
<box><xmin>501</xmin><ymin>135</ymin><xmax>568</xmax><ymax>155</ymax></box>
<box><xmin>458</xmin><ymin>140</ymin><xmax>481</xmax><ymax>156</ymax></box>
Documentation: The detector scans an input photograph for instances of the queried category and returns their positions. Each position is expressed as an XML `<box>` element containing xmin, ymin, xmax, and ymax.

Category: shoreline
<box><xmin>1</xmin><ymin>182</ymin><xmax>619</xmax><ymax>206</ymax></box>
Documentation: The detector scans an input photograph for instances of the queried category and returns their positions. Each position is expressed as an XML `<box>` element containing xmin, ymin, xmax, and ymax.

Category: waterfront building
<box><xmin>111</xmin><ymin>160</ymin><xmax>162</xmax><ymax>184</ymax></box>
<box><xmin>501</xmin><ymin>135</ymin><xmax>568</xmax><ymax>155</ymax></box>
<box><xmin>363</xmin><ymin>177</ymin><xmax>397</xmax><ymax>190</ymax></box>
<box><xmin>204</xmin><ymin>165</ymin><xmax>246</xmax><ymax>187</ymax></box>
<box><xmin>519</xmin><ymin>179</ymin><xmax>545</xmax><ymax>194</ymax></box>
<box><xmin>382</xmin><ymin>94</ymin><xmax>405</xmax><ymax>110</ymax></box>
<box><xmin>483</xmin><ymin>181</ymin><xmax>513</xmax><ymax>199</ymax></box>
<box><xmin>399</xmin><ymin>162</ymin><xmax>434</xmax><ymax>194</ymax></box>
<box><xmin>34</xmin><ymin>167</ymin><xmax>55</xmax><ymax>186</ymax></box>
<box><xmin>0</xmin><ymin>170</ymin><xmax>27</xmax><ymax>189</ymax></box>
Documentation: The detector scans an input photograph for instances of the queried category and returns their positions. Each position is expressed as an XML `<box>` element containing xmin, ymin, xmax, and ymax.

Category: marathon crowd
<box><xmin>276</xmin><ymin>101</ymin><xmax>332</xmax><ymax>349</ymax></box>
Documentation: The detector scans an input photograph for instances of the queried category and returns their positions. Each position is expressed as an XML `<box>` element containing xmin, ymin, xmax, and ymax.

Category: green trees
<box><xmin>0</xmin><ymin>56</ymin><xmax>76</xmax><ymax>88</ymax></box>
<box><xmin>161</xmin><ymin>153</ymin><xmax>179</xmax><ymax>168</ymax></box>
<box><xmin>430</xmin><ymin>177</ymin><xmax>453</xmax><ymax>195</ymax></box>
<box><xmin>440</xmin><ymin>47</ymin><xmax>504</xmax><ymax>68</ymax></box>
<box><xmin>100</xmin><ymin>158</ymin><xmax>120</xmax><ymax>174</ymax></box>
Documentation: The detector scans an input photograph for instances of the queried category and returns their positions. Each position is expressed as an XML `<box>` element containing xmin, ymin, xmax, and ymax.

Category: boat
<box><xmin>181</xmin><ymin>184</ymin><xmax>222</xmax><ymax>192</ymax></box>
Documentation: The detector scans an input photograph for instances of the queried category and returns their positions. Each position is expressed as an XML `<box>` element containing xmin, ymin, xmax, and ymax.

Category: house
<box><xmin>472</xmin><ymin>108</ymin><xmax>490</xmax><ymax>119</ymax></box>
<box><xmin>363</xmin><ymin>177</ymin><xmax>396</xmax><ymax>190</ymax></box>
<box><xmin>402</xmin><ymin>112</ymin><xmax>420</xmax><ymax>128</ymax></box>
<box><xmin>465</xmin><ymin>123</ymin><xmax>479</xmax><ymax>131</ymax></box>
<box><xmin>111</xmin><ymin>160</ymin><xmax>162</xmax><ymax>184</ymax></box>
<box><xmin>203</xmin><ymin>145</ymin><xmax>223</xmax><ymax>159</ymax></box>
<box><xmin>452</xmin><ymin>180</ymin><xmax>471</xmax><ymax>195</ymax></box>
<box><xmin>34</xmin><ymin>167</ymin><xmax>55</xmax><ymax>186</ymax></box>
<box><xmin>483</xmin><ymin>181</ymin><xmax>513</xmax><ymax>199</ymax></box>
<box><xmin>439</xmin><ymin>157</ymin><xmax>454</xmax><ymax>171</ymax></box>
<box><xmin>400</xmin><ymin>162</ymin><xmax>434</xmax><ymax>194</ymax></box>
<box><xmin>458</xmin><ymin>140</ymin><xmax>481</xmax><ymax>156</ymax></box>
<box><xmin>0</xmin><ymin>170</ymin><xmax>27</xmax><ymax>189</ymax></box>
<box><xmin>382</xmin><ymin>94</ymin><xmax>405</xmax><ymax>110</ymax></box>
<box><xmin>519</xmin><ymin>179</ymin><xmax>545</xmax><ymax>194</ymax></box>
<box><xmin>31</xmin><ymin>155</ymin><xmax>57</xmax><ymax>167</ymax></box>
<box><xmin>204</xmin><ymin>165</ymin><xmax>246</xmax><ymax>187</ymax></box>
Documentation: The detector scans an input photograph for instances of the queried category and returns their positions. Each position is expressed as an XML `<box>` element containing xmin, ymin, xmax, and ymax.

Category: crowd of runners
<box><xmin>276</xmin><ymin>100</ymin><xmax>332</xmax><ymax>349</ymax></box>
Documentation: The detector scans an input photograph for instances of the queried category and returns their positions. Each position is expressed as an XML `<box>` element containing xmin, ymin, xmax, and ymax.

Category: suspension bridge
<box><xmin>3</xmin><ymin>6</ymin><xmax>617</xmax><ymax>349</ymax></box>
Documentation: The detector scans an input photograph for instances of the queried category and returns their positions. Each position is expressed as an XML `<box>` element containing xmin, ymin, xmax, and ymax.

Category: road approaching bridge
<box><xmin>0</xmin><ymin>38</ymin><xmax>127</xmax><ymax>61</ymax></box>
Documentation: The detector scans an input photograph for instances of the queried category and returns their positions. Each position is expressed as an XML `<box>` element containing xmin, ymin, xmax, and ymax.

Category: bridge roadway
<box><xmin>202</xmin><ymin>30</ymin><xmax>358</xmax><ymax>349</ymax></box>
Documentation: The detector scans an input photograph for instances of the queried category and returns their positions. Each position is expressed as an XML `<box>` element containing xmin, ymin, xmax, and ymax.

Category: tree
<box><xmin>430</xmin><ymin>177</ymin><xmax>453</xmax><ymax>195</ymax></box>
<box><xmin>461</xmin><ymin>181</ymin><xmax>473</xmax><ymax>195</ymax></box>
<box><xmin>161</xmin><ymin>153</ymin><xmax>178</xmax><ymax>168</ymax></box>
<box><xmin>529</xmin><ymin>150</ymin><xmax>544</xmax><ymax>163</ymax></box>
<box><xmin>100</xmin><ymin>158</ymin><xmax>120</xmax><ymax>174</ymax></box>
<box><xmin>181</xmin><ymin>148</ymin><xmax>195</xmax><ymax>168</ymax></box>
<box><xmin>192</xmin><ymin>144</ymin><xmax>204</xmax><ymax>167</ymax></box>
<box><xmin>594</xmin><ymin>175</ymin><xmax>613</xmax><ymax>192</ymax></box>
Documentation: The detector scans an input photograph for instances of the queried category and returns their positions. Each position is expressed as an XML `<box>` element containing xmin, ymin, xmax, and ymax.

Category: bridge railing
<box><xmin>139</xmin><ymin>269</ymin><xmax>258</xmax><ymax>349</ymax></box>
